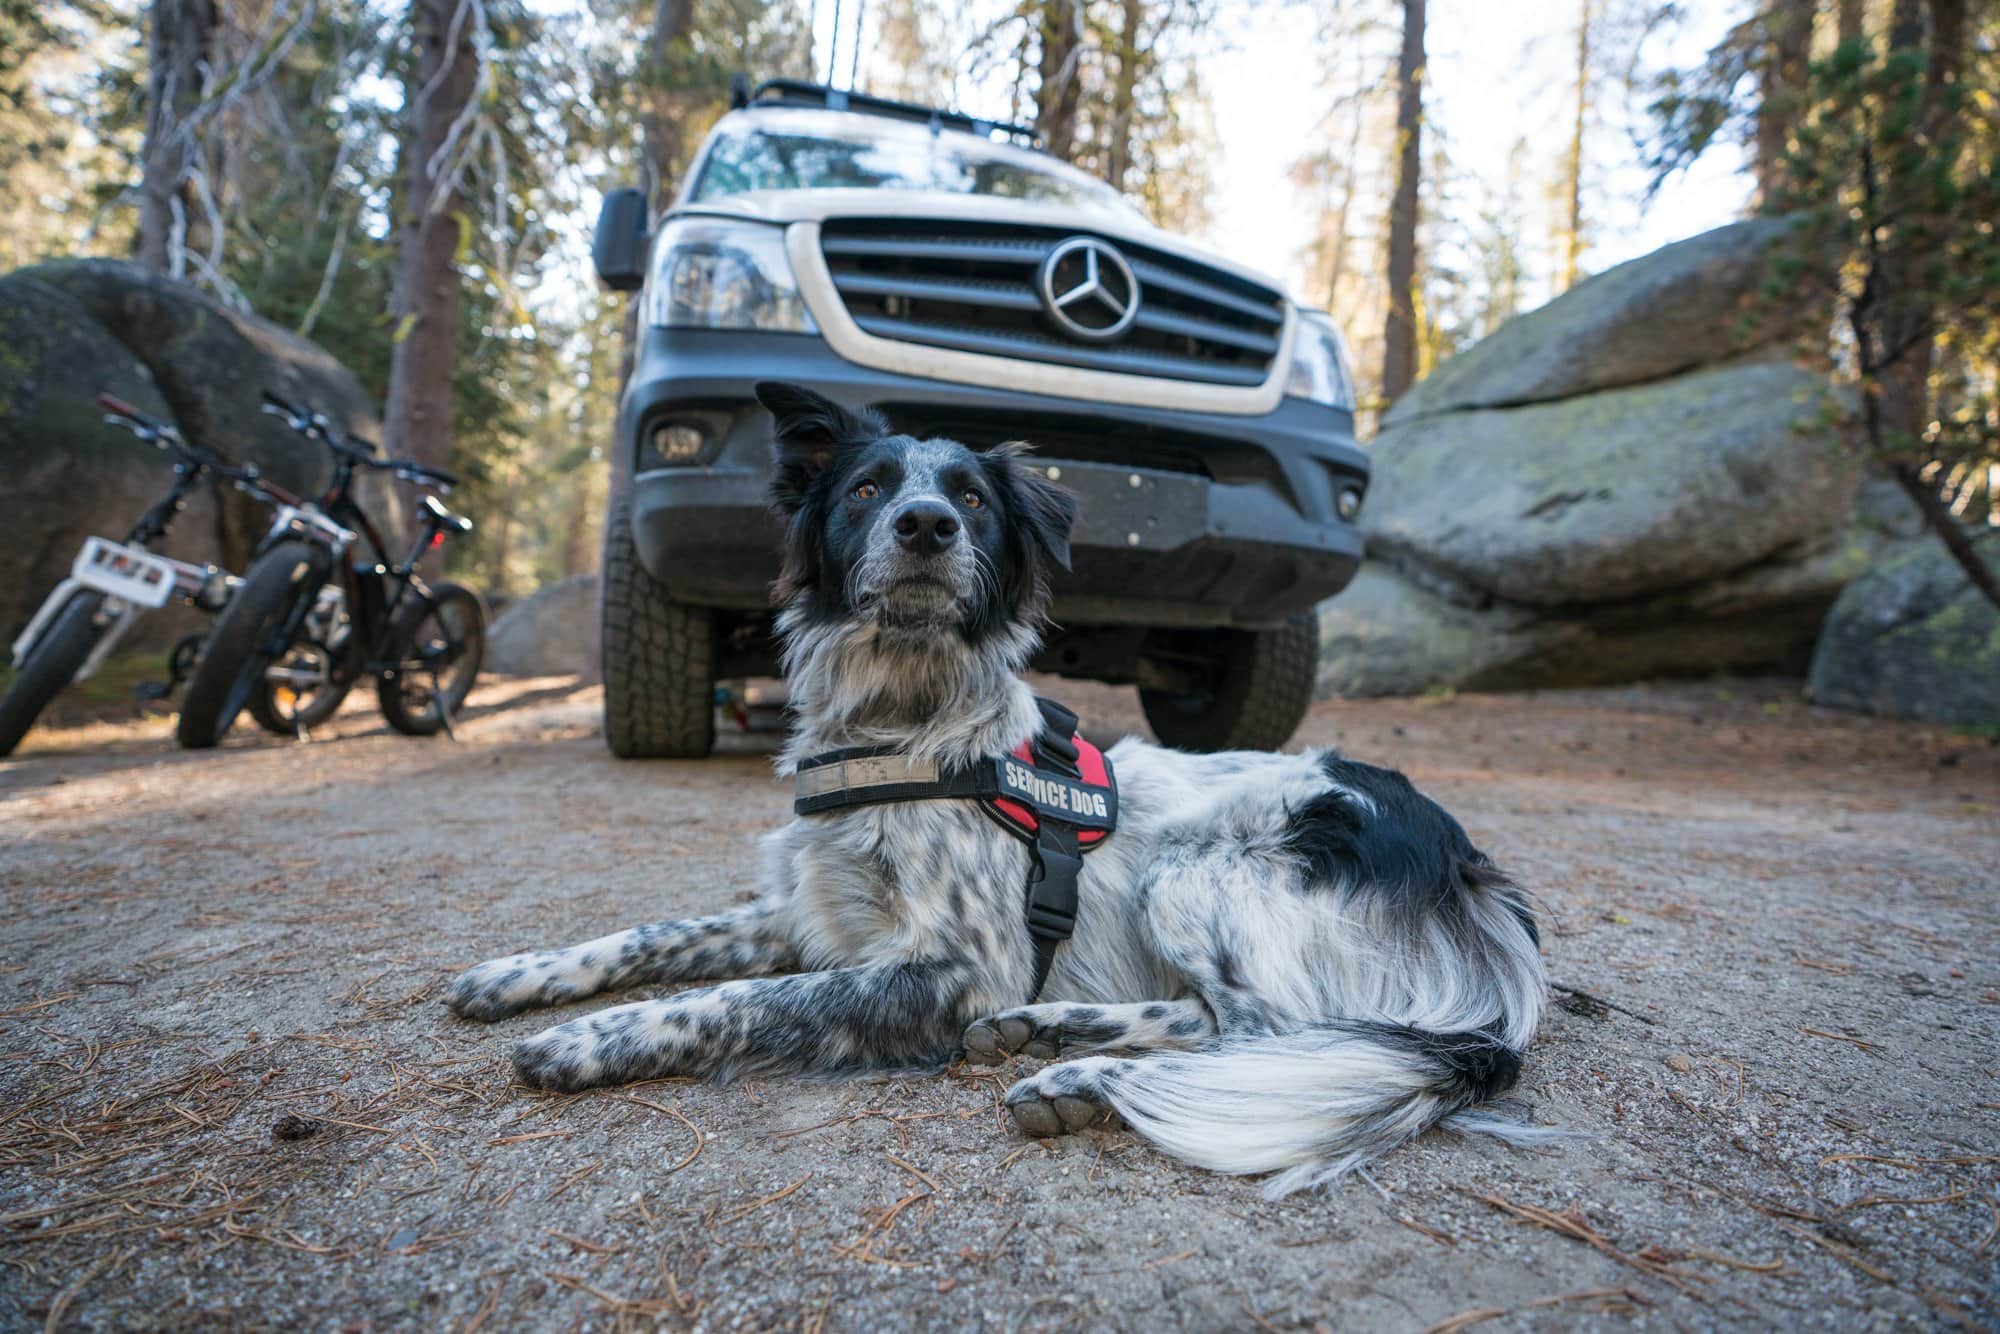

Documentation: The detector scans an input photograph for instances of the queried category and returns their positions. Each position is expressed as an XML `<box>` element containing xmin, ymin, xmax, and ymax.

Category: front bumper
<box><xmin>621</xmin><ymin>330</ymin><xmax>1368</xmax><ymax>629</ymax></box>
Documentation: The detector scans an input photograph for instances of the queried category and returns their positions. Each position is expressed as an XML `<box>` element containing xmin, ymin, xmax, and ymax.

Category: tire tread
<box><xmin>1140</xmin><ymin>611</ymin><xmax>1319</xmax><ymax>752</ymax></box>
<box><xmin>600</xmin><ymin>490</ymin><xmax>716</xmax><ymax>758</ymax></box>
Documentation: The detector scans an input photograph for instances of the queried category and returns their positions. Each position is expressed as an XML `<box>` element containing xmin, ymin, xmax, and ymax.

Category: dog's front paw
<box><xmin>511</xmin><ymin>1021</ymin><xmax>607</xmax><ymax>1092</ymax></box>
<box><xmin>1004</xmin><ymin>1063</ymin><xmax>1119</xmax><ymax>1138</ymax></box>
<box><xmin>446</xmin><ymin>954</ymin><xmax>560</xmax><ymax>1022</ymax></box>
<box><xmin>963</xmin><ymin>1013</ymin><xmax>1055</xmax><ymax>1065</ymax></box>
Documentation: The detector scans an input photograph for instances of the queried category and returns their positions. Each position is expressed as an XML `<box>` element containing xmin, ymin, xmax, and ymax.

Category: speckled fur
<box><xmin>446</xmin><ymin>383</ymin><xmax>1548</xmax><ymax>1195</ymax></box>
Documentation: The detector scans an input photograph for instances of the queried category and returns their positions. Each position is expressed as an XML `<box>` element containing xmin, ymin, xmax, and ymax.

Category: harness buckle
<box><xmin>1025</xmin><ymin>842</ymin><xmax>1082</xmax><ymax>942</ymax></box>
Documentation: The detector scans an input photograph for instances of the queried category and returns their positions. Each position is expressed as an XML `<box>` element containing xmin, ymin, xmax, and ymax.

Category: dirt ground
<box><xmin>1</xmin><ymin>673</ymin><xmax>1995</xmax><ymax>1331</ymax></box>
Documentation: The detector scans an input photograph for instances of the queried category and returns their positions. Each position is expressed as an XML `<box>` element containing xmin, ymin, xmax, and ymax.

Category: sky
<box><xmin>811</xmin><ymin>0</ymin><xmax>1756</xmax><ymax>308</ymax></box>
<box><xmin>1203</xmin><ymin>0</ymin><xmax>1754</xmax><ymax>301</ymax></box>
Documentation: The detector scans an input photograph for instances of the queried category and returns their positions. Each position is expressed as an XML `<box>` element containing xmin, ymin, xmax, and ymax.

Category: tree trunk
<box><xmin>1754</xmin><ymin>0</ymin><xmax>1816</xmax><ymax>203</ymax></box>
<box><xmin>1380</xmin><ymin>0</ymin><xmax>1425</xmax><ymax>406</ymax></box>
<box><xmin>1558</xmin><ymin>0</ymin><xmax>1590</xmax><ymax>291</ymax></box>
<box><xmin>382</xmin><ymin>0</ymin><xmax>478</xmax><ymax>476</ymax></box>
<box><xmin>1102</xmin><ymin>0</ymin><xmax>1142</xmax><ymax>188</ymax></box>
<box><xmin>612</xmin><ymin>0</ymin><xmax>695</xmax><ymax>495</ymax></box>
<box><xmin>1836</xmin><ymin>0</ymin><xmax>1866</xmax><ymax>45</ymax></box>
<box><xmin>1035</xmin><ymin>0</ymin><xmax>1085</xmax><ymax>163</ymax></box>
<box><xmin>640</xmin><ymin>0</ymin><xmax>694</xmax><ymax>211</ymax></box>
<box><xmin>1866</xmin><ymin>0</ymin><xmax>1994</xmax><ymax>608</ymax></box>
<box><xmin>1319</xmin><ymin>82</ymin><xmax>1368</xmax><ymax>312</ymax></box>
<box><xmin>137</xmin><ymin>0</ymin><xmax>218</xmax><ymax>274</ymax></box>
<box><xmin>1874</xmin><ymin>0</ymin><xmax>1958</xmax><ymax>447</ymax></box>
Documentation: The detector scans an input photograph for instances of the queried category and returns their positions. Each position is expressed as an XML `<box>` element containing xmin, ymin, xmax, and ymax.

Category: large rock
<box><xmin>0</xmin><ymin>275</ymin><xmax>220</xmax><ymax>643</ymax></box>
<box><xmin>1320</xmin><ymin>526</ymin><xmax>1878</xmax><ymax>696</ymax></box>
<box><xmin>1383</xmin><ymin>217</ymin><xmax>1810</xmax><ymax>426</ymax></box>
<box><xmin>1364</xmin><ymin>358</ymin><xmax>1859</xmax><ymax>607</ymax></box>
<box><xmin>485</xmin><ymin>575</ymin><xmax>599</xmax><ymax>678</ymax></box>
<box><xmin>1807</xmin><ymin>542</ymin><xmax>2000</xmax><ymax>727</ymax></box>
<box><xmin>0</xmin><ymin>260</ymin><xmax>393</xmax><ymax>645</ymax></box>
<box><xmin>1315</xmin><ymin>566</ymin><xmax>1566</xmax><ymax>697</ymax></box>
<box><xmin>1315</xmin><ymin>216</ymin><xmax>1888</xmax><ymax>700</ymax></box>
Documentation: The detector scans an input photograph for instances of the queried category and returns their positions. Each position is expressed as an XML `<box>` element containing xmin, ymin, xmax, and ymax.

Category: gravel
<box><xmin>1</xmin><ymin>675</ymin><xmax>1994</xmax><ymax>1329</ymax></box>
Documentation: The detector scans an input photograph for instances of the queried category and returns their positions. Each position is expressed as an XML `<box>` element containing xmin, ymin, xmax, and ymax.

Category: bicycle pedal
<box><xmin>132</xmin><ymin>681</ymin><xmax>173</xmax><ymax>702</ymax></box>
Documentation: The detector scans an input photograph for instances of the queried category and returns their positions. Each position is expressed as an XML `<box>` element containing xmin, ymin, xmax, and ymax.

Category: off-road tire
<box><xmin>177</xmin><ymin>542</ymin><xmax>329</xmax><ymax>750</ymax></box>
<box><xmin>601</xmin><ymin>490</ymin><xmax>716</xmax><ymax>759</ymax></box>
<box><xmin>0</xmin><ymin>592</ymin><xmax>106</xmax><ymax>758</ymax></box>
<box><xmin>1139</xmin><ymin>611</ymin><xmax>1319</xmax><ymax>752</ymax></box>
<box><xmin>378</xmin><ymin>582</ymin><xmax>486</xmax><ymax>737</ymax></box>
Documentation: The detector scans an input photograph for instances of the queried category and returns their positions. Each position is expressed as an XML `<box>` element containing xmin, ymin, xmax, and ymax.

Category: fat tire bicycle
<box><xmin>0</xmin><ymin>394</ymin><xmax>303</xmax><ymax>757</ymax></box>
<box><xmin>174</xmin><ymin>391</ymin><xmax>485</xmax><ymax>749</ymax></box>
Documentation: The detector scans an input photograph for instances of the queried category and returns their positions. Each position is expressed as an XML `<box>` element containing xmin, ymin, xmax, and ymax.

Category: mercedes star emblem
<box><xmin>1036</xmin><ymin>237</ymin><xmax>1142</xmax><ymax>342</ymax></box>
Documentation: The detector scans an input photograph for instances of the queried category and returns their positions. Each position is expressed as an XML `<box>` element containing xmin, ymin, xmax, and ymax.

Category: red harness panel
<box><xmin>988</xmin><ymin>736</ymin><xmax>1112</xmax><ymax>849</ymax></box>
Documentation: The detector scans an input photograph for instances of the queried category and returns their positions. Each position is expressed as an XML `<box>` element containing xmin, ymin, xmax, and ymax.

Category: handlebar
<box><xmin>261</xmin><ymin>387</ymin><xmax>458</xmax><ymax>490</ymax></box>
<box><xmin>98</xmin><ymin>389</ymin><xmax>304</xmax><ymax>503</ymax></box>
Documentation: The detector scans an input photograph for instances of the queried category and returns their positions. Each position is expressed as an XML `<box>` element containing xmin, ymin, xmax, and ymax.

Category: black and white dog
<box><xmin>447</xmin><ymin>383</ymin><xmax>1546</xmax><ymax>1195</ymax></box>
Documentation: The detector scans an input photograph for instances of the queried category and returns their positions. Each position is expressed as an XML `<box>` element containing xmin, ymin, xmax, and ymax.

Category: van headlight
<box><xmin>1285</xmin><ymin>312</ymin><xmax>1356</xmax><ymax>411</ymax></box>
<box><xmin>644</xmin><ymin>218</ymin><xmax>816</xmax><ymax>333</ymax></box>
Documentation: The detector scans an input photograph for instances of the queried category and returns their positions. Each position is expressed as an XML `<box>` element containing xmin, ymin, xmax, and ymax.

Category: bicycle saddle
<box><xmin>423</xmin><ymin>493</ymin><xmax>474</xmax><ymax>535</ymax></box>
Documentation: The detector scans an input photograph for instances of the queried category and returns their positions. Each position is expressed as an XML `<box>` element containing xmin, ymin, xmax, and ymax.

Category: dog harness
<box><xmin>792</xmin><ymin>698</ymin><xmax>1117</xmax><ymax>998</ymax></box>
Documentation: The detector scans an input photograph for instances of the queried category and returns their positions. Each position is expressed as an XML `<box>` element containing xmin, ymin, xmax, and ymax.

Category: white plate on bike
<box><xmin>73</xmin><ymin>538</ymin><xmax>175</xmax><ymax>609</ymax></box>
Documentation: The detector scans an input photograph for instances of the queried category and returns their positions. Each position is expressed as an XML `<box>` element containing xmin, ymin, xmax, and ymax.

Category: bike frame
<box><xmin>8</xmin><ymin>418</ymin><xmax>267</xmax><ymax>681</ymax></box>
<box><xmin>249</xmin><ymin>423</ymin><xmax>463</xmax><ymax>690</ymax></box>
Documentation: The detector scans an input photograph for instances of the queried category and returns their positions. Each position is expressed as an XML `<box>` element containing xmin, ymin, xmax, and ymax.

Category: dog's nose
<box><xmin>893</xmin><ymin>501</ymin><xmax>959</xmax><ymax>555</ymax></box>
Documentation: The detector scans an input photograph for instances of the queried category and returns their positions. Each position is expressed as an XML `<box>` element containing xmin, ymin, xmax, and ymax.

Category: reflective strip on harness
<box><xmin>794</xmin><ymin>753</ymin><xmax>942</xmax><ymax>800</ymax></box>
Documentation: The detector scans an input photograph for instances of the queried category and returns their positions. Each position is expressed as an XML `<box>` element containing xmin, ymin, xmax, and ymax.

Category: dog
<box><xmin>446</xmin><ymin>381</ymin><xmax>1546</xmax><ymax>1195</ymax></box>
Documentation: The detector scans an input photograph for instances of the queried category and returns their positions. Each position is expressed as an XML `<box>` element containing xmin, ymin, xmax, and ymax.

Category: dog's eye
<box><xmin>961</xmin><ymin>488</ymin><xmax>986</xmax><ymax>510</ymax></box>
<box><xmin>851</xmin><ymin>480</ymin><xmax>880</xmax><ymax>501</ymax></box>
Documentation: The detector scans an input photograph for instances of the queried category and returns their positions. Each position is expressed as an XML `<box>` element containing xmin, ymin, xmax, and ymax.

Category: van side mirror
<box><xmin>592</xmin><ymin>187</ymin><xmax>649</xmax><ymax>292</ymax></box>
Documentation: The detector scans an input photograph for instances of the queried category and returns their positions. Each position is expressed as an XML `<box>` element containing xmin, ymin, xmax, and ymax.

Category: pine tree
<box><xmin>1381</xmin><ymin>0</ymin><xmax>1425</xmax><ymax>405</ymax></box>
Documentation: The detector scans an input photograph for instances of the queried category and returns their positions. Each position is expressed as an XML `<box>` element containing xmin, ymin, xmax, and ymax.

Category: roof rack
<box><xmin>729</xmin><ymin>76</ymin><xmax>1045</xmax><ymax>150</ymax></box>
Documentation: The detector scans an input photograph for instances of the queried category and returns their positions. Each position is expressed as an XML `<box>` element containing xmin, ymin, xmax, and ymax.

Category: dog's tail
<box><xmin>1083</xmin><ymin>1016</ymin><xmax>1549</xmax><ymax>1197</ymax></box>
<box><xmin>1084</xmin><ymin>863</ymin><xmax>1548</xmax><ymax>1197</ymax></box>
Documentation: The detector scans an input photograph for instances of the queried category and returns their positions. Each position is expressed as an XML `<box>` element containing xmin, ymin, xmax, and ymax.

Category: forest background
<box><xmin>4</xmin><ymin>0</ymin><xmax>1989</xmax><ymax>601</ymax></box>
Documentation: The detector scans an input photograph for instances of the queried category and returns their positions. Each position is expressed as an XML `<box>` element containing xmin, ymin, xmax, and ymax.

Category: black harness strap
<box><xmin>791</xmin><ymin>697</ymin><xmax>1113</xmax><ymax>1001</ymax></box>
<box><xmin>1018</xmin><ymin>699</ymin><xmax>1087</xmax><ymax>999</ymax></box>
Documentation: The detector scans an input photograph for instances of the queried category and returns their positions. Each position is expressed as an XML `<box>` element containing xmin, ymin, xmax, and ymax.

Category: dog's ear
<box><xmin>984</xmin><ymin>442</ymin><xmax>1077</xmax><ymax>573</ymax></box>
<box><xmin>757</xmin><ymin>381</ymin><xmax>887</xmax><ymax>513</ymax></box>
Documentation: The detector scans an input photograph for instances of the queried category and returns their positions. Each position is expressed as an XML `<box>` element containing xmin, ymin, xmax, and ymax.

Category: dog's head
<box><xmin>758</xmin><ymin>382</ymin><xmax>1077</xmax><ymax>652</ymax></box>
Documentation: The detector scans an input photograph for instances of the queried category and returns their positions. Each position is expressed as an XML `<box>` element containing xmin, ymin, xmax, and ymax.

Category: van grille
<box><xmin>818</xmin><ymin>219</ymin><xmax>1285</xmax><ymax>386</ymax></box>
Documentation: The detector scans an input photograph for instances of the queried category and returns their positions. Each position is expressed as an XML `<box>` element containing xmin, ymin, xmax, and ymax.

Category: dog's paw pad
<box><xmin>1009</xmin><ymin>1095</ymin><xmax>1064</xmax><ymax>1137</ymax></box>
<box><xmin>961</xmin><ymin>1019</ymin><xmax>1007</xmax><ymax>1065</ymax></box>
<box><xmin>1053</xmin><ymin>1095</ymin><xmax>1114</xmax><ymax>1131</ymax></box>
<box><xmin>1005</xmin><ymin>1074</ymin><xmax>1117</xmax><ymax>1139</ymax></box>
<box><xmin>965</xmin><ymin>1012</ymin><xmax>1063</xmax><ymax>1064</ymax></box>
<box><xmin>993</xmin><ymin>1016</ymin><xmax>1034</xmax><ymax>1051</ymax></box>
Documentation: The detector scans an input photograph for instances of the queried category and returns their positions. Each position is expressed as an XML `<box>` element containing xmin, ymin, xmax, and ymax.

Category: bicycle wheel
<box><xmin>177</xmin><ymin>542</ymin><xmax>330</xmax><ymax>749</ymax></box>
<box><xmin>249</xmin><ymin>586</ymin><xmax>355</xmax><ymax>736</ymax></box>
<box><xmin>249</xmin><ymin>667</ymin><xmax>355</xmax><ymax>736</ymax></box>
<box><xmin>0</xmin><ymin>592</ymin><xmax>107</xmax><ymax>758</ymax></box>
<box><xmin>378</xmin><ymin>582</ymin><xmax>486</xmax><ymax>737</ymax></box>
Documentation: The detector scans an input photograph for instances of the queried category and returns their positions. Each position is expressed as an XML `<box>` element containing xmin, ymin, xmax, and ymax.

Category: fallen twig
<box><xmin>608</xmin><ymin>1095</ymin><xmax>702</xmax><ymax>1173</ymax></box>
<box><xmin>1478</xmin><ymin>1194</ymin><xmax>1706</xmax><ymax>1299</ymax></box>
<box><xmin>42</xmin><ymin>1248</ymin><xmax>127</xmax><ymax>1332</ymax></box>
<box><xmin>715</xmin><ymin>1173</ymin><xmax>813</xmax><ymax>1225</ymax></box>
<box><xmin>1550</xmin><ymin>982</ymin><xmax>1658</xmax><ymax>1026</ymax></box>
<box><xmin>1799</xmin><ymin>1027</ymin><xmax>1880</xmax><ymax>1053</ymax></box>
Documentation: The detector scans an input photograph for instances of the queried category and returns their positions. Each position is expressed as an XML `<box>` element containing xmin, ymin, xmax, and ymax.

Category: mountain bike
<box><xmin>0</xmin><ymin>394</ymin><xmax>299</xmax><ymax>757</ymax></box>
<box><xmin>174</xmin><ymin>391</ymin><xmax>485</xmax><ymax>749</ymax></box>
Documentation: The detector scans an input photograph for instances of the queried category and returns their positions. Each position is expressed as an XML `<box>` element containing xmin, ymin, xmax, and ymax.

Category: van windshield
<box><xmin>691</xmin><ymin>123</ymin><xmax>1136</xmax><ymax>214</ymax></box>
